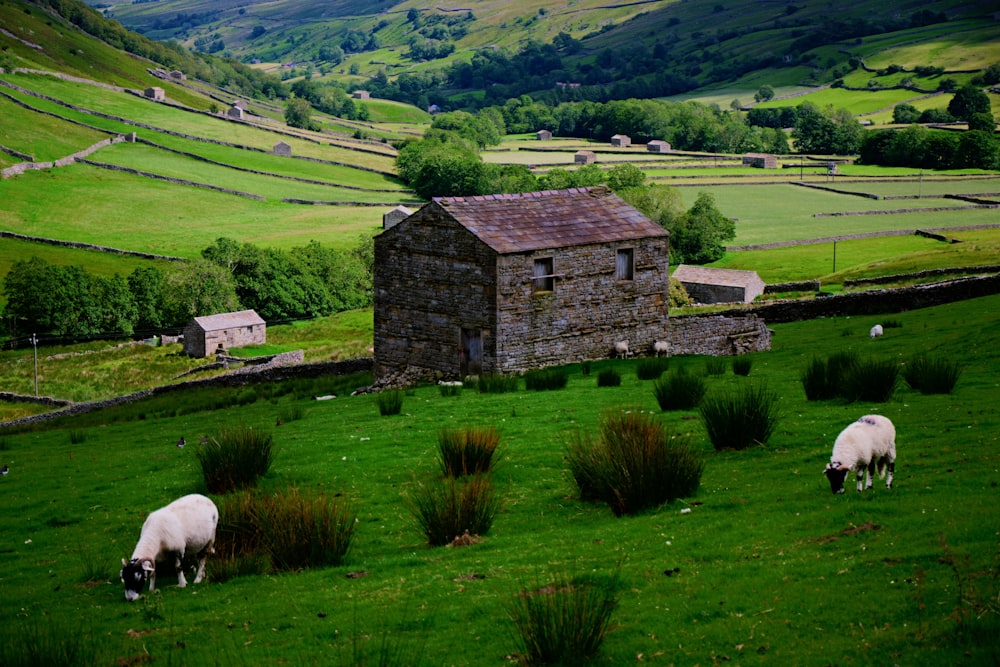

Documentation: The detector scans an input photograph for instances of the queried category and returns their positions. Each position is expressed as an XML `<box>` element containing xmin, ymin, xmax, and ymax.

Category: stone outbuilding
<box><xmin>742</xmin><ymin>153</ymin><xmax>778</xmax><ymax>169</ymax></box>
<box><xmin>273</xmin><ymin>141</ymin><xmax>292</xmax><ymax>156</ymax></box>
<box><xmin>610</xmin><ymin>134</ymin><xmax>631</xmax><ymax>147</ymax></box>
<box><xmin>574</xmin><ymin>150</ymin><xmax>596</xmax><ymax>164</ymax></box>
<box><xmin>226</xmin><ymin>104</ymin><xmax>244</xmax><ymax>120</ymax></box>
<box><xmin>647</xmin><ymin>140</ymin><xmax>671</xmax><ymax>153</ymax></box>
<box><xmin>535</xmin><ymin>129</ymin><xmax>552</xmax><ymax>140</ymax></box>
<box><xmin>169</xmin><ymin>70</ymin><xmax>186</xmax><ymax>81</ymax></box>
<box><xmin>352</xmin><ymin>90</ymin><xmax>371</xmax><ymax>100</ymax></box>
<box><xmin>373</xmin><ymin>187</ymin><xmax>671</xmax><ymax>381</ymax></box>
<box><xmin>143</xmin><ymin>87</ymin><xmax>164</xmax><ymax>101</ymax></box>
<box><xmin>382</xmin><ymin>204</ymin><xmax>414</xmax><ymax>230</ymax></box>
<box><xmin>672</xmin><ymin>265</ymin><xmax>766</xmax><ymax>304</ymax></box>
<box><xmin>182</xmin><ymin>309</ymin><xmax>266</xmax><ymax>357</ymax></box>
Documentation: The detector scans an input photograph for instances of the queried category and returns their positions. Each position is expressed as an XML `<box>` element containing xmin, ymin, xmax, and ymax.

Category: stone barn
<box><xmin>352</xmin><ymin>90</ymin><xmax>371</xmax><ymax>100</ymax></box>
<box><xmin>574</xmin><ymin>150</ymin><xmax>596</xmax><ymax>164</ymax></box>
<box><xmin>610</xmin><ymin>134</ymin><xmax>631</xmax><ymax>147</ymax></box>
<box><xmin>672</xmin><ymin>265</ymin><xmax>766</xmax><ymax>304</ymax></box>
<box><xmin>742</xmin><ymin>153</ymin><xmax>778</xmax><ymax>168</ymax></box>
<box><xmin>535</xmin><ymin>129</ymin><xmax>552</xmax><ymax>140</ymax></box>
<box><xmin>382</xmin><ymin>204</ymin><xmax>414</xmax><ymax>230</ymax></box>
<box><xmin>273</xmin><ymin>141</ymin><xmax>292</xmax><ymax>156</ymax></box>
<box><xmin>144</xmin><ymin>87</ymin><xmax>164</xmax><ymax>101</ymax></box>
<box><xmin>183</xmin><ymin>309</ymin><xmax>266</xmax><ymax>357</ymax></box>
<box><xmin>226</xmin><ymin>104</ymin><xmax>244</xmax><ymax>120</ymax></box>
<box><xmin>374</xmin><ymin>187</ymin><xmax>671</xmax><ymax>382</ymax></box>
<box><xmin>647</xmin><ymin>140</ymin><xmax>671</xmax><ymax>153</ymax></box>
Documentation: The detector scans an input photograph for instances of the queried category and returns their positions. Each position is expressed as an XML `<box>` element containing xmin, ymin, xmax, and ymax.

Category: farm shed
<box><xmin>535</xmin><ymin>129</ymin><xmax>552</xmax><ymax>140</ymax></box>
<box><xmin>672</xmin><ymin>265</ymin><xmax>766</xmax><ymax>304</ymax></box>
<box><xmin>742</xmin><ymin>153</ymin><xmax>778</xmax><ymax>169</ymax></box>
<box><xmin>575</xmin><ymin>150</ymin><xmax>596</xmax><ymax>164</ymax></box>
<box><xmin>183</xmin><ymin>309</ymin><xmax>266</xmax><ymax>357</ymax></box>
<box><xmin>611</xmin><ymin>134</ymin><xmax>631</xmax><ymax>147</ymax></box>
<box><xmin>273</xmin><ymin>141</ymin><xmax>292</xmax><ymax>156</ymax></box>
<box><xmin>382</xmin><ymin>205</ymin><xmax>414</xmax><ymax>230</ymax></box>
<box><xmin>352</xmin><ymin>90</ymin><xmax>371</xmax><ymax>100</ymax></box>
<box><xmin>373</xmin><ymin>187</ymin><xmax>671</xmax><ymax>382</ymax></box>
<box><xmin>143</xmin><ymin>87</ymin><xmax>164</xmax><ymax>101</ymax></box>
<box><xmin>226</xmin><ymin>105</ymin><xmax>244</xmax><ymax>120</ymax></box>
<box><xmin>647</xmin><ymin>140</ymin><xmax>671</xmax><ymax>153</ymax></box>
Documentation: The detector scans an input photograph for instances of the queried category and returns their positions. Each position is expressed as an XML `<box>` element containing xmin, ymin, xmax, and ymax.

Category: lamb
<box><xmin>653</xmin><ymin>340</ymin><xmax>670</xmax><ymax>357</ymax></box>
<box><xmin>120</xmin><ymin>493</ymin><xmax>218</xmax><ymax>601</ymax></box>
<box><xmin>613</xmin><ymin>340</ymin><xmax>632</xmax><ymax>358</ymax></box>
<box><xmin>870</xmin><ymin>324</ymin><xmax>884</xmax><ymax>338</ymax></box>
<box><xmin>823</xmin><ymin>415</ymin><xmax>896</xmax><ymax>494</ymax></box>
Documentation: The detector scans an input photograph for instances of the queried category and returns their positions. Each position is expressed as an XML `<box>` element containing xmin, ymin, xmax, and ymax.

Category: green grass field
<box><xmin>1</xmin><ymin>294</ymin><xmax>997</xmax><ymax>665</ymax></box>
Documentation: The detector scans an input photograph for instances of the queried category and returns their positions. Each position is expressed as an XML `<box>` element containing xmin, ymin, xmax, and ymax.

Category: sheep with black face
<box><xmin>823</xmin><ymin>415</ymin><xmax>896</xmax><ymax>494</ymax></box>
<box><xmin>120</xmin><ymin>493</ymin><xmax>218</xmax><ymax>601</ymax></box>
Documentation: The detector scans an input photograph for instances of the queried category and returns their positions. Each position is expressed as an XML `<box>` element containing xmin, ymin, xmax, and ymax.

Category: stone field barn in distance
<box><xmin>373</xmin><ymin>187</ymin><xmax>670</xmax><ymax>381</ymax></box>
<box><xmin>183</xmin><ymin>309</ymin><xmax>266</xmax><ymax>357</ymax></box>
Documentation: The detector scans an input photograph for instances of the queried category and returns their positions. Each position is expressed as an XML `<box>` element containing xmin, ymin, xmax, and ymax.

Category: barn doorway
<box><xmin>460</xmin><ymin>328</ymin><xmax>482</xmax><ymax>377</ymax></box>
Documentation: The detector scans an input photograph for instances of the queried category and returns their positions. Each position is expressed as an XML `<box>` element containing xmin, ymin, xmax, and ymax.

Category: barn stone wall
<box><xmin>668</xmin><ymin>313</ymin><xmax>771</xmax><ymax>356</ymax></box>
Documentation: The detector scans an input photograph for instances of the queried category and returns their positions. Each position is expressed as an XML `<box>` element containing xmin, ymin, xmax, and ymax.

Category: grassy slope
<box><xmin>0</xmin><ymin>294</ymin><xmax>997</xmax><ymax>665</ymax></box>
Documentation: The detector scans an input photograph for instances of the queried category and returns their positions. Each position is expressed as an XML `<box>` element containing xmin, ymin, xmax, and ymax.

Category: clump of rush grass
<box><xmin>635</xmin><ymin>356</ymin><xmax>670</xmax><ymax>380</ymax></box>
<box><xmin>376</xmin><ymin>389</ymin><xmax>404</xmax><ymax>416</ymax></box>
<box><xmin>0</xmin><ymin>617</ymin><xmax>100</xmax><ymax>667</ymax></box>
<box><xmin>439</xmin><ymin>381</ymin><xmax>463</xmax><ymax>397</ymax></box>
<box><xmin>0</xmin><ymin>435</ymin><xmax>11</xmax><ymax>451</ymax></box>
<box><xmin>700</xmin><ymin>383</ymin><xmax>781</xmax><ymax>451</ymax></box>
<box><xmin>477</xmin><ymin>373</ymin><xmax>519</xmax><ymax>394</ymax></box>
<box><xmin>840</xmin><ymin>357</ymin><xmax>899</xmax><ymax>403</ymax></box>
<box><xmin>276</xmin><ymin>404</ymin><xmax>305</xmax><ymax>424</ymax></box>
<box><xmin>507</xmin><ymin>571</ymin><xmax>620</xmax><ymax>666</ymax></box>
<box><xmin>196</xmin><ymin>425</ymin><xmax>275</xmax><ymax>494</ymax></box>
<box><xmin>69</xmin><ymin>429</ymin><xmax>87</xmax><ymax>444</ymax></box>
<box><xmin>438</xmin><ymin>426</ymin><xmax>501</xmax><ymax>477</ymax></box>
<box><xmin>566</xmin><ymin>408</ymin><xmax>704</xmax><ymax>516</ymax></box>
<box><xmin>732</xmin><ymin>356</ymin><xmax>752</xmax><ymax>376</ymax></box>
<box><xmin>903</xmin><ymin>354</ymin><xmax>961</xmax><ymax>394</ymax></box>
<box><xmin>255</xmin><ymin>486</ymin><xmax>357</xmax><ymax>571</ymax></box>
<box><xmin>596</xmin><ymin>368</ymin><xmax>621</xmax><ymax>387</ymax></box>
<box><xmin>524</xmin><ymin>368</ymin><xmax>569</xmax><ymax>391</ymax></box>
<box><xmin>704</xmin><ymin>357</ymin><xmax>727</xmax><ymax>375</ymax></box>
<box><xmin>408</xmin><ymin>475</ymin><xmax>500</xmax><ymax>547</ymax></box>
<box><xmin>213</xmin><ymin>491</ymin><xmax>269</xmax><ymax>581</ymax></box>
<box><xmin>800</xmin><ymin>350</ymin><xmax>858</xmax><ymax>401</ymax></box>
<box><xmin>652</xmin><ymin>367</ymin><xmax>706</xmax><ymax>411</ymax></box>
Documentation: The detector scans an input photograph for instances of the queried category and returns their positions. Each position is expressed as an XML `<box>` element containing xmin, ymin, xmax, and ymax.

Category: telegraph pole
<box><xmin>31</xmin><ymin>333</ymin><xmax>38</xmax><ymax>396</ymax></box>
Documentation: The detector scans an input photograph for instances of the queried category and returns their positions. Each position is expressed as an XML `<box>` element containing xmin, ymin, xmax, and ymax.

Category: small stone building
<box><xmin>382</xmin><ymin>205</ymin><xmax>414</xmax><ymax>230</ymax></box>
<box><xmin>535</xmin><ymin>129</ymin><xmax>552</xmax><ymax>140</ymax></box>
<box><xmin>574</xmin><ymin>150</ymin><xmax>596</xmax><ymax>164</ymax></box>
<box><xmin>183</xmin><ymin>309</ymin><xmax>266</xmax><ymax>357</ymax></box>
<box><xmin>352</xmin><ymin>90</ymin><xmax>371</xmax><ymax>100</ymax></box>
<box><xmin>144</xmin><ymin>87</ymin><xmax>164</xmax><ymax>101</ymax></box>
<box><xmin>273</xmin><ymin>141</ymin><xmax>292</xmax><ymax>156</ymax></box>
<box><xmin>742</xmin><ymin>153</ymin><xmax>778</xmax><ymax>169</ymax></box>
<box><xmin>232</xmin><ymin>100</ymin><xmax>247</xmax><ymax>110</ymax></box>
<box><xmin>374</xmin><ymin>187</ymin><xmax>670</xmax><ymax>381</ymax></box>
<box><xmin>226</xmin><ymin>104</ymin><xmax>244</xmax><ymax>120</ymax></box>
<box><xmin>610</xmin><ymin>134</ymin><xmax>631</xmax><ymax>147</ymax></box>
<box><xmin>672</xmin><ymin>265</ymin><xmax>766</xmax><ymax>304</ymax></box>
<box><xmin>647</xmin><ymin>140</ymin><xmax>671</xmax><ymax>153</ymax></box>
<box><xmin>169</xmin><ymin>70</ymin><xmax>186</xmax><ymax>81</ymax></box>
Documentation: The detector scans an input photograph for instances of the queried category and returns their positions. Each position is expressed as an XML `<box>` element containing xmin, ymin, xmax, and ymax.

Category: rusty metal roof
<box><xmin>430</xmin><ymin>187</ymin><xmax>668</xmax><ymax>254</ymax></box>
<box><xmin>192</xmin><ymin>309</ymin><xmax>265</xmax><ymax>332</ymax></box>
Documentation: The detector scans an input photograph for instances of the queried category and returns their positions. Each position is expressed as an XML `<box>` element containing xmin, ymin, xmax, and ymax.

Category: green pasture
<box><xmin>1</xmin><ymin>295</ymin><xmax>998</xmax><ymax>665</ymax></box>
<box><xmin>859</xmin><ymin>20</ymin><xmax>1000</xmax><ymax>72</ymax></box>
<box><xmin>756</xmin><ymin>87</ymin><xmax>926</xmax><ymax>115</ymax></box>
<box><xmin>362</xmin><ymin>99</ymin><xmax>432</xmax><ymax>125</ymax></box>
<box><xmin>0</xmin><ymin>94</ymin><xmax>110</xmax><ymax>162</ymax></box>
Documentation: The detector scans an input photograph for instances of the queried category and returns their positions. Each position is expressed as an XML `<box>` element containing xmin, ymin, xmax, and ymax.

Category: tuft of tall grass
<box><xmin>196</xmin><ymin>425</ymin><xmax>275</xmax><ymax>494</ymax></box>
<box><xmin>800</xmin><ymin>350</ymin><xmax>858</xmax><ymax>401</ymax></box>
<box><xmin>700</xmin><ymin>383</ymin><xmax>781</xmax><ymax>451</ymax></box>
<box><xmin>477</xmin><ymin>373</ymin><xmax>519</xmax><ymax>394</ymax></box>
<box><xmin>635</xmin><ymin>357</ymin><xmax>670</xmax><ymax>380</ymax></box>
<box><xmin>255</xmin><ymin>486</ymin><xmax>357</xmax><ymax>571</ymax></box>
<box><xmin>438</xmin><ymin>382</ymin><xmax>463</xmax><ymax>397</ymax></box>
<box><xmin>0</xmin><ymin>617</ymin><xmax>100</xmax><ymax>667</ymax></box>
<box><xmin>376</xmin><ymin>389</ymin><xmax>404</xmax><ymax>416</ymax></box>
<box><xmin>507</xmin><ymin>572</ymin><xmax>620</xmax><ymax>666</ymax></box>
<box><xmin>903</xmin><ymin>354</ymin><xmax>961</xmax><ymax>394</ymax></box>
<box><xmin>277</xmin><ymin>404</ymin><xmax>305</xmax><ymax>424</ymax></box>
<box><xmin>840</xmin><ymin>357</ymin><xmax>899</xmax><ymax>403</ymax></box>
<box><xmin>653</xmin><ymin>367</ymin><xmax>706</xmax><ymax>411</ymax></box>
<box><xmin>0</xmin><ymin>435</ymin><xmax>11</xmax><ymax>451</ymax></box>
<box><xmin>438</xmin><ymin>426</ymin><xmax>501</xmax><ymax>477</ymax></box>
<box><xmin>567</xmin><ymin>408</ymin><xmax>704</xmax><ymax>516</ymax></box>
<box><xmin>69</xmin><ymin>429</ymin><xmax>87</xmax><ymax>444</ymax></box>
<box><xmin>524</xmin><ymin>368</ymin><xmax>569</xmax><ymax>391</ymax></box>
<box><xmin>732</xmin><ymin>356</ymin><xmax>753</xmax><ymax>376</ymax></box>
<box><xmin>704</xmin><ymin>357</ymin><xmax>728</xmax><ymax>375</ymax></box>
<box><xmin>409</xmin><ymin>475</ymin><xmax>500</xmax><ymax>547</ymax></box>
<box><xmin>596</xmin><ymin>368</ymin><xmax>621</xmax><ymax>387</ymax></box>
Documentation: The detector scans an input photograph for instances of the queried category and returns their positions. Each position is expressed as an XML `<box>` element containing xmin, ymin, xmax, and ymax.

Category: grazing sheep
<box><xmin>653</xmin><ymin>340</ymin><xmax>670</xmax><ymax>357</ymax></box>
<box><xmin>823</xmin><ymin>415</ymin><xmax>896</xmax><ymax>494</ymax></box>
<box><xmin>870</xmin><ymin>324</ymin><xmax>884</xmax><ymax>338</ymax></box>
<box><xmin>120</xmin><ymin>493</ymin><xmax>218</xmax><ymax>601</ymax></box>
<box><xmin>613</xmin><ymin>341</ymin><xmax>632</xmax><ymax>358</ymax></box>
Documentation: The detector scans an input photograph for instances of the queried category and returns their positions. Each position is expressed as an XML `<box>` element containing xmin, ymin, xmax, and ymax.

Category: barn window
<box><xmin>533</xmin><ymin>257</ymin><xmax>555</xmax><ymax>292</ymax></box>
<box><xmin>616</xmin><ymin>248</ymin><xmax>634</xmax><ymax>281</ymax></box>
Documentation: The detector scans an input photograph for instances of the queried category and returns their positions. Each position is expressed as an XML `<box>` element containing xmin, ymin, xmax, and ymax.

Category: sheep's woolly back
<box><xmin>830</xmin><ymin>415</ymin><xmax>896</xmax><ymax>472</ymax></box>
<box><xmin>131</xmin><ymin>494</ymin><xmax>218</xmax><ymax>562</ymax></box>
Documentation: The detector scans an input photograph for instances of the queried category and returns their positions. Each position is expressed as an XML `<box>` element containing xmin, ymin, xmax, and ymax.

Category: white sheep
<box><xmin>823</xmin><ymin>415</ymin><xmax>896</xmax><ymax>494</ymax></box>
<box><xmin>870</xmin><ymin>324</ymin><xmax>884</xmax><ymax>338</ymax></box>
<box><xmin>120</xmin><ymin>493</ymin><xmax>218</xmax><ymax>601</ymax></box>
<box><xmin>613</xmin><ymin>340</ymin><xmax>632</xmax><ymax>358</ymax></box>
<box><xmin>653</xmin><ymin>340</ymin><xmax>670</xmax><ymax>357</ymax></box>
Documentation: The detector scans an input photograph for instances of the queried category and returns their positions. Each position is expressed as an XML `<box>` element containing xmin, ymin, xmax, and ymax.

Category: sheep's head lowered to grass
<box><xmin>823</xmin><ymin>415</ymin><xmax>896</xmax><ymax>494</ymax></box>
<box><xmin>824</xmin><ymin>463</ymin><xmax>851</xmax><ymax>494</ymax></box>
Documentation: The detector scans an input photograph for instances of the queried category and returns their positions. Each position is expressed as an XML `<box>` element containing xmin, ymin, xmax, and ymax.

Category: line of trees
<box><xmin>1</xmin><ymin>238</ymin><xmax>373</xmax><ymax>343</ymax></box>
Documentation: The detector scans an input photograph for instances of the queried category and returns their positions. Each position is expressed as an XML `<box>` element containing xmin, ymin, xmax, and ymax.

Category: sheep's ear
<box><xmin>122</xmin><ymin>558</ymin><xmax>128</xmax><ymax>567</ymax></box>
<box><xmin>141</xmin><ymin>560</ymin><xmax>155</xmax><ymax>573</ymax></box>
<box><xmin>837</xmin><ymin>464</ymin><xmax>850</xmax><ymax>471</ymax></box>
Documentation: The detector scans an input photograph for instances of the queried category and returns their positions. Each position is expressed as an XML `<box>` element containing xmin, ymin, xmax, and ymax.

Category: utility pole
<box><xmin>832</xmin><ymin>241</ymin><xmax>837</xmax><ymax>274</ymax></box>
<box><xmin>31</xmin><ymin>333</ymin><xmax>38</xmax><ymax>396</ymax></box>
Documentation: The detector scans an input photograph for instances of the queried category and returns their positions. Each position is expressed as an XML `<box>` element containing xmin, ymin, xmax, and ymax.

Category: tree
<box><xmin>606</xmin><ymin>163</ymin><xmax>646</xmax><ymax>192</ymax></box>
<box><xmin>754</xmin><ymin>84</ymin><xmax>774</xmax><ymax>103</ymax></box>
<box><xmin>947</xmin><ymin>85</ymin><xmax>990</xmax><ymax>121</ymax></box>
<box><xmin>162</xmin><ymin>259</ymin><xmax>240</xmax><ymax>325</ymax></box>
<box><xmin>892</xmin><ymin>103</ymin><xmax>921</xmax><ymax>124</ymax></box>
<box><xmin>955</xmin><ymin>131</ymin><xmax>999</xmax><ymax>170</ymax></box>
<box><xmin>128</xmin><ymin>266</ymin><xmax>167</xmax><ymax>331</ymax></box>
<box><xmin>671</xmin><ymin>192</ymin><xmax>735</xmax><ymax>264</ymax></box>
<box><xmin>967</xmin><ymin>112</ymin><xmax>996</xmax><ymax>133</ymax></box>
<box><xmin>284</xmin><ymin>97</ymin><xmax>313</xmax><ymax>129</ymax></box>
<box><xmin>792</xmin><ymin>103</ymin><xmax>862</xmax><ymax>155</ymax></box>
